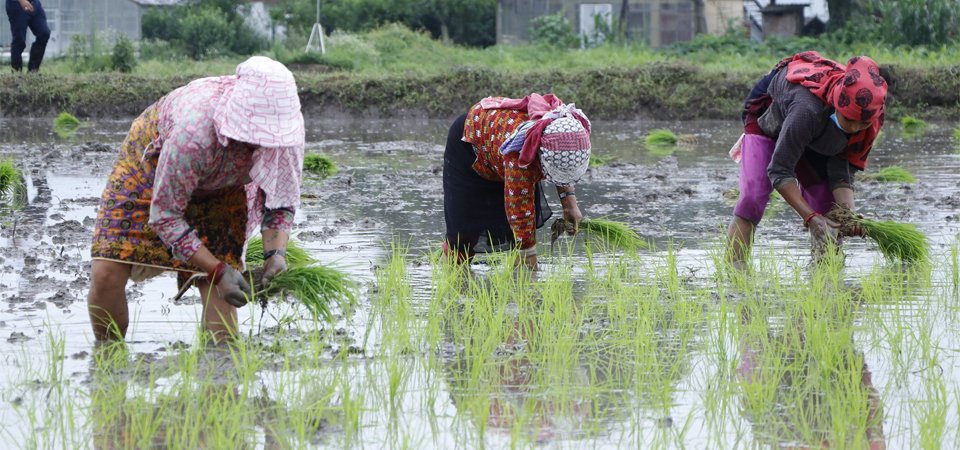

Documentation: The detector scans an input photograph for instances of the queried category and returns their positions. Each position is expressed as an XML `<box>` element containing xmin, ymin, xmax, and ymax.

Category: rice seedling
<box><xmin>303</xmin><ymin>154</ymin><xmax>339</xmax><ymax>178</ymax></box>
<box><xmin>858</xmin><ymin>165</ymin><xmax>917</xmax><ymax>183</ymax></box>
<box><xmin>552</xmin><ymin>217</ymin><xmax>647</xmax><ymax>252</ymax></box>
<box><xmin>901</xmin><ymin>115</ymin><xmax>928</xmax><ymax>139</ymax></box>
<box><xmin>827</xmin><ymin>205</ymin><xmax>928</xmax><ymax>263</ymax></box>
<box><xmin>263</xmin><ymin>265</ymin><xmax>356</xmax><ymax>321</ymax></box>
<box><xmin>0</xmin><ymin>160</ymin><xmax>27</xmax><ymax>208</ymax></box>
<box><xmin>645</xmin><ymin>128</ymin><xmax>678</xmax><ymax>147</ymax></box>
<box><xmin>245</xmin><ymin>236</ymin><xmax>317</xmax><ymax>266</ymax></box>
<box><xmin>589</xmin><ymin>153</ymin><xmax>609</xmax><ymax>167</ymax></box>
<box><xmin>53</xmin><ymin>112</ymin><xmax>82</xmax><ymax>138</ymax></box>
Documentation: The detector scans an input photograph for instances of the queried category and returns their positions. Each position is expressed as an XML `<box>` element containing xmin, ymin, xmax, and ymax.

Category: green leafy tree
<box><xmin>111</xmin><ymin>35</ymin><xmax>137</xmax><ymax>72</ymax></box>
<box><xmin>530</xmin><ymin>12</ymin><xmax>579</xmax><ymax>48</ymax></box>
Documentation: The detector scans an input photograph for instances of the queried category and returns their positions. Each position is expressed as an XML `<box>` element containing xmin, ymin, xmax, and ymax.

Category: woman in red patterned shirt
<box><xmin>443</xmin><ymin>94</ymin><xmax>592</xmax><ymax>270</ymax></box>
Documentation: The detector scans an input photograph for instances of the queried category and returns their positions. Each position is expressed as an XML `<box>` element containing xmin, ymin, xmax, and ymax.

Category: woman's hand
<box><xmin>19</xmin><ymin>0</ymin><xmax>35</xmax><ymax>13</ymax></box>
<box><xmin>807</xmin><ymin>214</ymin><xmax>840</xmax><ymax>242</ymax></box>
<box><xmin>560</xmin><ymin>194</ymin><xmax>582</xmax><ymax>235</ymax></box>
<box><xmin>262</xmin><ymin>252</ymin><xmax>287</xmax><ymax>285</ymax></box>
<box><xmin>215</xmin><ymin>265</ymin><xmax>252</xmax><ymax>307</ymax></box>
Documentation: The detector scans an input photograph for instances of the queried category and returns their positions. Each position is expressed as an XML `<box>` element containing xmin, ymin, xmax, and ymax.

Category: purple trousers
<box><xmin>734</xmin><ymin>134</ymin><xmax>835</xmax><ymax>224</ymax></box>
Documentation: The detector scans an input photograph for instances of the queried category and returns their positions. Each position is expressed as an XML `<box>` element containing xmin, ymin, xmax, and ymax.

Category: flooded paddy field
<box><xmin>0</xmin><ymin>117</ymin><xmax>959</xmax><ymax>449</ymax></box>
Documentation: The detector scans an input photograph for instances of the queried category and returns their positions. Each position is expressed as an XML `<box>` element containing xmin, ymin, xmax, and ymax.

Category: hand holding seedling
<box><xmin>213</xmin><ymin>264</ymin><xmax>252</xmax><ymax>307</ymax></box>
<box><xmin>262</xmin><ymin>251</ymin><xmax>287</xmax><ymax>285</ymax></box>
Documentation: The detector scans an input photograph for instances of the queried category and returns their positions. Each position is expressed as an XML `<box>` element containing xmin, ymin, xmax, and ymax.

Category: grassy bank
<box><xmin>1</xmin><ymin>26</ymin><xmax>958</xmax><ymax>120</ymax></box>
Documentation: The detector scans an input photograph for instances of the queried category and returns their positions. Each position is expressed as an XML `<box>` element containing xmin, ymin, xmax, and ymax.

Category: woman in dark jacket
<box><xmin>727</xmin><ymin>51</ymin><xmax>888</xmax><ymax>265</ymax></box>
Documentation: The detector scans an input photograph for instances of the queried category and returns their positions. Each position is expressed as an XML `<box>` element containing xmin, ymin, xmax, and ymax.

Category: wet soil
<box><xmin>1</xmin><ymin>118</ymin><xmax>959</xmax><ymax>448</ymax></box>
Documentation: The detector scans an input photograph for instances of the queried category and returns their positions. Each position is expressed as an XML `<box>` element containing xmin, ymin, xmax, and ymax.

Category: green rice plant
<box><xmin>859</xmin><ymin>165</ymin><xmax>917</xmax><ymax>183</ymax></box>
<box><xmin>53</xmin><ymin>112</ymin><xmax>82</xmax><ymax>138</ymax></box>
<box><xmin>828</xmin><ymin>205</ymin><xmax>928</xmax><ymax>263</ymax></box>
<box><xmin>901</xmin><ymin>115</ymin><xmax>928</xmax><ymax>139</ymax></box>
<box><xmin>901</xmin><ymin>115</ymin><xmax>927</xmax><ymax>131</ymax></box>
<box><xmin>263</xmin><ymin>265</ymin><xmax>356</xmax><ymax>321</ymax></box>
<box><xmin>857</xmin><ymin>219</ymin><xmax>929</xmax><ymax>263</ymax></box>
<box><xmin>245</xmin><ymin>236</ymin><xmax>316</xmax><ymax>266</ymax></box>
<box><xmin>645</xmin><ymin>128</ymin><xmax>678</xmax><ymax>147</ymax></box>
<box><xmin>0</xmin><ymin>160</ymin><xmax>27</xmax><ymax>208</ymax></box>
<box><xmin>303</xmin><ymin>154</ymin><xmax>338</xmax><ymax>178</ymax></box>
<box><xmin>588</xmin><ymin>153</ymin><xmax>609</xmax><ymax>167</ymax></box>
<box><xmin>579</xmin><ymin>218</ymin><xmax>647</xmax><ymax>252</ymax></box>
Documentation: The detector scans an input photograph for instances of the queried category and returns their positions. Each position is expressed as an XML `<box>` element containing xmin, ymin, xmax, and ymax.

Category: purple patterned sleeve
<box><xmin>149</xmin><ymin>126</ymin><xmax>210</xmax><ymax>262</ymax></box>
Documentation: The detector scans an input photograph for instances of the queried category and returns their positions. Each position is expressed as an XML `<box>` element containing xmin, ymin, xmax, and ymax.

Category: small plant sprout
<box><xmin>53</xmin><ymin>112</ymin><xmax>82</xmax><ymax>138</ymax></box>
<box><xmin>828</xmin><ymin>204</ymin><xmax>929</xmax><ymax>263</ymax></box>
<box><xmin>245</xmin><ymin>236</ymin><xmax>317</xmax><ymax>266</ymax></box>
<box><xmin>900</xmin><ymin>115</ymin><xmax>928</xmax><ymax>138</ymax></box>
<box><xmin>859</xmin><ymin>166</ymin><xmax>917</xmax><ymax>183</ymax></box>
<box><xmin>303</xmin><ymin>154</ymin><xmax>339</xmax><ymax>178</ymax></box>
<box><xmin>0</xmin><ymin>160</ymin><xmax>27</xmax><ymax>208</ymax></box>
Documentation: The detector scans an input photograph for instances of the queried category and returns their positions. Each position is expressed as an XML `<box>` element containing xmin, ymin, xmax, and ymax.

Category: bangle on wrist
<box><xmin>803</xmin><ymin>212</ymin><xmax>821</xmax><ymax>228</ymax></box>
<box><xmin>207</xmin><ymin>261</ymin><xmax>228</xmax><ymax>285</ymax></box>
<box><xmin>263</xmin><ymin>248</ymin><xmax>286</xmax><ymax>260</ymax></box>
<box><xmin>558</xmin><ymin>191</ymin><xmax>576</xmax><ymax>200</ymax></box>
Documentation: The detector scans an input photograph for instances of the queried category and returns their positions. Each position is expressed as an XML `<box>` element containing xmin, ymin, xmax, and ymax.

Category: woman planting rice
<box><xmin>442</xmin><ymin>94</ymin><xmax>592</xmax><ymax>270</ymax></box>
<box><xmin>87</xmin><ymin>56</ymin><xmax>304</xmax><ymax>342</ymax></box>
<box><xmin>726</xmin><ymin>51</ymin><xmax>888</xmax><ymax>265</ymax></box>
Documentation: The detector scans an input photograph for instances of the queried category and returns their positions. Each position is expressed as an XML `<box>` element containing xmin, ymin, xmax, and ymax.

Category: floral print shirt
<box><xmin>150</xmin><ymin>77</ymin><xmax>295</xmax><ymax>261</ymax></box>
<box><xmin>462</xmin><ymin>101</ymin><xmax>543</xmax><ymax>249</ymax></box>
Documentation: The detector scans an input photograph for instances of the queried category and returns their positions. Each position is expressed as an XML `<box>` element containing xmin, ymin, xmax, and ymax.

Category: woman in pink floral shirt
<box><xmin>88</xmin><ymin>56</ymin><xmax>305</xmax><ymax>342</ymax></box>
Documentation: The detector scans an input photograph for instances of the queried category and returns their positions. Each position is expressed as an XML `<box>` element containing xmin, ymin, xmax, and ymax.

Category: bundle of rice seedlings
<box><xmin>0</xmin><ymin>161</ymin><xmax>27</xmax><ymax>208</ymax></box>
<box><xmin>53</xmin><ymin>112</ymin><xmax>82</xmax><ymax>138</ymax></box>
<box><xmin>303</xmin><ymin>154</ymin><xmax>338</xmax><ymax>178</ymax></box>
<box><xmin>858</xmin><ymin>166</ymin><xmax>916</xmax><ymax>183</ymax></box>
<box><xmin>828</xmin><ymin>205</ymin><xmax>928</xmax><ymax>263</ymax></box>
<box><xmin>553</xmin><ymin>218</ymin><xmax>646</xmax><ymax>251</ymax></box>
<box><xmin>260</xmin><ymin>265</ymin><xmax>356</xmax><ymax>321</ymax></box>
<box><xmin>645</xmin><ymin>129</ymin><xmax>678</xmax><ymax>147</ymax></box>
<box><xmin>245</xmin><ymin>236</ymin><xmax>316</xmax><ymax>266</ymax></box>
<box><xmin>900</xmin><ymin>115</ymin><xmax>927</xmax><ymax>131</ymax></box>
<box><xmin>900</xmin><ymin>116</ymin><xmax>927</xmax><ymax>139</ymax></box>
<box><xmin>589</xmin><ymin>153</ymin><xmax>609</xmax><ymax>168</ymax></box>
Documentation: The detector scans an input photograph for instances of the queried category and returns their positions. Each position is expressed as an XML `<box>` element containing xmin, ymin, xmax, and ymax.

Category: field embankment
<box><xmin>1</xmin><ymin>62</ymin><xmax>957</xmax><ymax>120</ymax></box>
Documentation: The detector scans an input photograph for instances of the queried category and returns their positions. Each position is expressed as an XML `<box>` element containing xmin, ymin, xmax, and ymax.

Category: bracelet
<box><xmin>207</xmin><ymin>261</ymin><xmax>228</xmax><ymax>285</ymax></box>
<box><xmin>803</xmin><ymin>212</ymin><xmax>821</xmax><ymax>228</ymax></box>
<box><xmin>558</xmin><ymin>191</ymin><xmax>576</xmax><ymax>200</ymax></box>
<box><xmin>263</xmin><ymin>248</ymin><xmax>286</xmax><ymax>260</ymax></box>
<box><xmin>517</xmin><ymin>246</ymin><xmax>537</xmax><ymax>257</ymax></box>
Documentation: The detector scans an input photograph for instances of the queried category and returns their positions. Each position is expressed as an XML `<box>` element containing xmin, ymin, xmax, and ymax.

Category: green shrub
<box><xmin>530</xmin><ymin>12</ymin><xmax>579</xmax><ymax>48</ymax></box>
<box><xmin>142</xmin><ymin>7</ymin><xmax>181</xmax><ymax>42</ymax></box>
<box><xmin>181</xmin><ymin>9</ymin><xmax>234</xmax><ymax>59</ymax></box>
<box><xmin>111</xmin><ymin>36</ymin><xmax>137</xmax><ymax>73</ymax></box>
<box><xmin>66</xmin><ymin>34</ymin><xmax>111</xmax><ymax>73</ymax></box>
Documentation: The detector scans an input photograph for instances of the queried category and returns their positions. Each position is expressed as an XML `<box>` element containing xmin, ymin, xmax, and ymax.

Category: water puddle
<box><xmin>1</xmin><ymin>117</ymin><xmax>958</xmax><ymax>448</ymax></box>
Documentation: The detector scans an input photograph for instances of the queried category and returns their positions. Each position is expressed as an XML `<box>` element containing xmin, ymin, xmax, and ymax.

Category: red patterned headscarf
<box><xmin>779</xmin><ymin>51</ymin><xmax>888</xmax><ymax>169</ymax></box>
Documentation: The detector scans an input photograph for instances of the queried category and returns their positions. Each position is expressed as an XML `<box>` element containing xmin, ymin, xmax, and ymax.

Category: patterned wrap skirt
<box><xmin>90</xmin><ymin>102</ymin><xmax>247</xmax><ymax>284</ymax></box>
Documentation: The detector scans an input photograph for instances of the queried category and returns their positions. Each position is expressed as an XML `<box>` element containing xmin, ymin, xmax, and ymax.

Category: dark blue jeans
<box><xmin>5</xmin><ymin>0</ymin><xmax>50</xmax><ymax>71</ymax></box>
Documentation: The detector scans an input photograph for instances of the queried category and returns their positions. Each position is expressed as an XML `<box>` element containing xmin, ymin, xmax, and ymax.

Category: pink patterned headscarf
<box><xmin>213</xmin><ymin>56</ymin><xmax>306</xmax><ymax>238</ymax></box>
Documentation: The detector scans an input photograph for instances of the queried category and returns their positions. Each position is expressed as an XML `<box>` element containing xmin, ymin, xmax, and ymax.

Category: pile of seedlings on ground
<box><xmin>303</xmin><ymin>154</ymin><xmax>339</xmax><ymax>178</ymax></box>
<box><xmin>551</xmin><ymin>217</ymin><xmax>647</xmax><ymax>252</ymax></box>
<box><xmin>245</xmin><ymin>236</ymin><xmax>355</xmax><ymax>320</ymax></box>
<box><xmin>827</xmin><ymin>204</ymin><xmax>929</xmax><ymax>263</ymax></box>
<box><xmin>53</xmin><ymin>112</ymin><xmax>82</xmax><ymax>138</ymax></box>
<box><xmin>858</xmin><ymin>166</ymin><xmax>917</xmax><ymax>183</ymax></box>
<box><xmin>0</xmin><ymin>160</ymin><xmax>27</xmax><ymax>209</ymax></box>
<box><xmin>900</xmin><ymin>116</ymin><xmax>927</xmax><ymax>139</ymax></box>
<box><xmin>643</xmin><ymin>128</ymin><xmax>698</xmax><ymax>157</ymax></box>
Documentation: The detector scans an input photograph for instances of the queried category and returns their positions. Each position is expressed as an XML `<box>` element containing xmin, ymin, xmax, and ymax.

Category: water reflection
<box><xmin>735</xmin><ymin>278</ymin><xmax>886</xmax><ymax>450</ymax></box>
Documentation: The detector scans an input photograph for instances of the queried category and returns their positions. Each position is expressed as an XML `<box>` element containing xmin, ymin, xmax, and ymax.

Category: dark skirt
<box><xmin>442</xmin><ymin>113</ymin><xmax>552</xmax><ymax>254</ymax></box>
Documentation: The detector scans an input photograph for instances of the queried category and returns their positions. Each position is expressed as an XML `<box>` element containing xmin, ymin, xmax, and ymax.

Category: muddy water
<box><xmin>1</xmin><ymin>117</ymin><xmax>959</xmax><ymax>448</ymax></box>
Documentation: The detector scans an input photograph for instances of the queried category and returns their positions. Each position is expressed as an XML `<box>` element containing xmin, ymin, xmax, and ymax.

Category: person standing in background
<box><xmin>5</xmin><ymin>0</ymin><xmax>50</xmax><ymax>72</ymax></box>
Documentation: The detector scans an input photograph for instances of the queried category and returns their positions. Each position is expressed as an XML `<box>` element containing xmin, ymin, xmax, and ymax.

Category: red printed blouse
<box><xmin>462</xmin><ymin>101</ymin><xmax>543</xmax><ymax>250</ymax></box>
